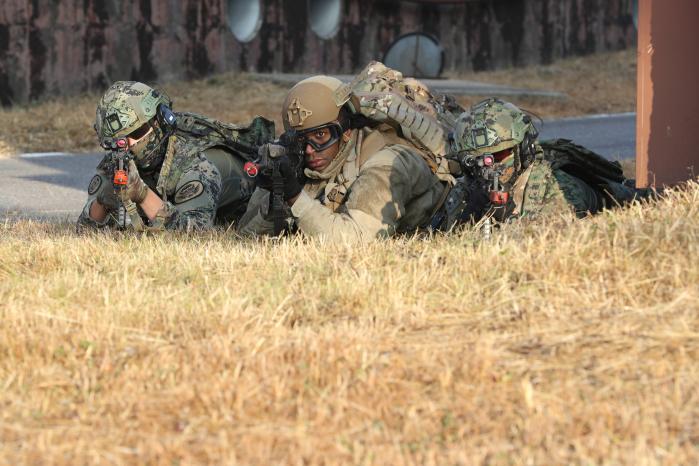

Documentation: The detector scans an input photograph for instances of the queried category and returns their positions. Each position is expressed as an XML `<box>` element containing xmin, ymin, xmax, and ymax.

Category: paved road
<box><xmin>0</xmin><ymin>152</ymin><xmax>94</xmax><ymax>222</ymax></box>
<box><xmin>0</xmin><ymin>113</ymin><xmax>636</xmax><ymax>222</ymax></box>
<box><xmin>539</xmin><ymin>112</ymin><xmax>636</xmax><ymax>160</ymax></box>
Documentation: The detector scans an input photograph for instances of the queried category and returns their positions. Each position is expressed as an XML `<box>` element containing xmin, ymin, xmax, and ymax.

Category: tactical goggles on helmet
<box><xmin>298</xmin><ymin>122</ymin><xmax>343</xmax><ymax>152</ymax></box>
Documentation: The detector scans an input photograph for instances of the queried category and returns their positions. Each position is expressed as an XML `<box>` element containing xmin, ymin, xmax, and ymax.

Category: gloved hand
<box><xmin>255</xmin><ymin>144</ymin><xmax>303</xmax><ymax>200</ymax></box>
<box><xmin>92</xmin><ymin>174</ymin><xmax>119</xmax><ymax>211</ymax></box>
<box><xmin>119</xmin><ymin>159</ymin><xmax>149</xmax><ymax>204</ymax></box>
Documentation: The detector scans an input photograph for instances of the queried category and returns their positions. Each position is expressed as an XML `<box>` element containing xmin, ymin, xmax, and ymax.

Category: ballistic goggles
<box><xmin>99</xmin><ymin>122</ymin><xmax>152</xmax><ymax>150</ymax></box>
<box><xmin>298</xmin><ymin>122</ymin><xmax>344</xmax><ymax>152</ymax></box>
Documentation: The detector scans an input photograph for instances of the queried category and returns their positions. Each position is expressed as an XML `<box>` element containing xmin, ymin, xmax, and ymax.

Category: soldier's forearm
<box><xmin>290</xmin><ymin>191</ymin><xmax>380</xmax><ymax>242</ymax></box>
<box><xmin>139</xmin><ymin>188</ymin><xmax>165</xmax><ymax>220</ymax></box>
<box><xmin>89</xmin><ymin>200</ymin><xmax>108</xmax><ymax>222</ymax></box>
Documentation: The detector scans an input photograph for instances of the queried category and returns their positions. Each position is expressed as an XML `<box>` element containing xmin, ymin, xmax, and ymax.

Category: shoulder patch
<box><xmin>88</xmin><ymin>175</ymin><xmax>102</xmax><ymax>195</ymax></box>
<box><xmin>174</xmin><ymin>180</ymin><xmax>205</xmax><ymax>204</ymax></box>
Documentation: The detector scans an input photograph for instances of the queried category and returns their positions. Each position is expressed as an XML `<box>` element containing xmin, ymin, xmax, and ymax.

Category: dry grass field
<box><xmin>1</xmin><ymin>181</ymin><xmax>698</xmax><ymax>464</ymax></box>
<box><xmin>0</xmin><ymin>49</ymin><xmax>635</xmax><ymax>157</ymax></box>
<box><xmin>450</xmin><ymin>48</ymin><xmax>637</xmax><ymax>118</ymax></box>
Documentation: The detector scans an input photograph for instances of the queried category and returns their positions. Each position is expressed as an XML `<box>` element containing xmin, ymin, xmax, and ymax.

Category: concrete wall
<box><xmin>0</xmin><ymin>0</ymin><xmax>637</xmax><ymax>106</ymax></box>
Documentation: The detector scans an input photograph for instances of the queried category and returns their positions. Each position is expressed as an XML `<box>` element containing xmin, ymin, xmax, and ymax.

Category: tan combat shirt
<box><xmin>237</xmin><ymin>125</ymin><xmax>447</xmax><ymax>242</ymax></box>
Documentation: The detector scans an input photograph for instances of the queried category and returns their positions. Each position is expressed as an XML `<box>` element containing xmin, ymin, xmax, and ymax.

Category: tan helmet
<box><xmin>282</xmin><ymin>75</ymin><xmax>347</xmax><ymax>131</ymax></box>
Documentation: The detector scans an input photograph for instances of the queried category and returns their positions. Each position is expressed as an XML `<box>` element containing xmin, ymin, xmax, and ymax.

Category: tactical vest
<box><xmin>174</xmin><ymin>113</ymin><xmax>275</xmax><ymax>220</ymax></box>
<box><xmin>318</xmin><ymin>124</ymin><xmax>419</xmax><ymax>212</ymax></box>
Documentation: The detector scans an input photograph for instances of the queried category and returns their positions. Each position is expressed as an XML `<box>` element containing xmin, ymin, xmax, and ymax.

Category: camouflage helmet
<box><xmin>282</xmin><ymin>75</ymin><xmax>348</xmax><ymax>132</ymax></box>
<box><xmin>95</xmin><ymin>81</ymin><xmax>172</xmax><ymax>169</ymax></box>
<box><xmin>452</xmin><ymin>98</ymin><xmax>536</xmax><ymax>156</ymax></box>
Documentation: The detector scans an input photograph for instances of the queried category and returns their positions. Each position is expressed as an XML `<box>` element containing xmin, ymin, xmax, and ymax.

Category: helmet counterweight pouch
<box><xmin>157</xmin><ymin>104</ymin><xmax>177</xmax><ymax>130</ymax></box>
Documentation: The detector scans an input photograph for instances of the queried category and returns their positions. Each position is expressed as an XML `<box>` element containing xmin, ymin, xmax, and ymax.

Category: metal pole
<box><xmin>636</xmin><ymin>0</ymin><xmax>699</xmax><ymax>188</ymax></box>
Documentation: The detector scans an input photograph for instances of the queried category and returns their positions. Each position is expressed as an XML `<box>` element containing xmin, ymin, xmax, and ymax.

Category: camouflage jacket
<box><xmin>237</xmin><ymin>125</ymin><xmax>447</xmax><ymax>242</ymax></box>
<box><xmin>492</xmin><ymin>140</ymin><xmax>645</xmax><ymax>221</ymax></box>
<box><xmin>77</xmin><ymin>128</ymin><xmax>256</xmax><ymax>231</ymax></box>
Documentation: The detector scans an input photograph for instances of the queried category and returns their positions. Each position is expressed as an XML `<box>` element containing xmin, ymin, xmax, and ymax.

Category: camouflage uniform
<box><xmin>77</xmin><ymin>81</ymin><xmax>272</xmax><ymax>231</ymax></box>
<box><xmin>485</xmin><ymin>144</ymin><xmax>606</xmax><ymax>220</ymax></box>
<box><xmin>237</xmin><ymin>124</ymin><xmax>447</xmax><ymax>241</ymax></box>
<box><xmin>77</xmin><ymin>134</ymin><xmax>255</xmax><ymax>230</ymax></box>
<box><xmin>450</xmin><ymin>98</ymin><xmax>650</xmax><ymax>224</ymax></box>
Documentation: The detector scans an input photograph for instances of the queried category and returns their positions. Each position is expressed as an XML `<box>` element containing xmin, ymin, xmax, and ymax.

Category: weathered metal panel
<box><xmin>635</xmin><ymin>0</ymin><xmax>651</xmax><ymax>187</ymax></box>
<box><xmin>636</xmin><ymin>0</ymin><xmax>699</xmax><ymax>187</ymax></box>
<box><xmin>0</xmin><ymin>0</ymin><xmax>637</xmax><ymax>105</ymax></box>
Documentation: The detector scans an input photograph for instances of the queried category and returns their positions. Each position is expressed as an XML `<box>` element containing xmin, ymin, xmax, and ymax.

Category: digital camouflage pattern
<box><xmin>77</xmin><ymin>112</ymin><xmax>274</xmax><ymax>231</ymax></box>
<box><xmin>77</xmin><ymin>135</ymin><xmax>223</xmax><ymax>231</ymax></box>
<box><xmin>94</xmin><ymin>81</ymin><xmax>173</xmax><ymax>170</ymax></box>
<box><xmin>451</xmin><ymin>98</ymin><xmax>649</xmax><ymax>221</ymax></box>
<box><xmin>94</xmin><ymin>81</ymin><xmax>170</xmax><ymax>141</ymax></box>
<box><xmin>491</xmin><ymin>146</ymin><xmax>604</xmax><ymax>220</ymax></box>
<box><xmin>452</xmin><ymin>98</ymin><xmax>533</xmax><ymax>155</ymax></box>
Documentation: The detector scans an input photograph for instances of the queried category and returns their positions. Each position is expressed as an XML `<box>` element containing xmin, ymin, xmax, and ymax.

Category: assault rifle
<box><xmin>453</xmin><ymin>151</ymin><xmax>510</xmax><ymax>207</ymax></box>
<box><xmin>243</xmin><ymin>130</ymin><xmax>306</xmax><ymax>235</ymax></box>
<box><xmin>102</xmin><ymin>137</ymin><xmax>131</xmax><ymax>228</ymax></box>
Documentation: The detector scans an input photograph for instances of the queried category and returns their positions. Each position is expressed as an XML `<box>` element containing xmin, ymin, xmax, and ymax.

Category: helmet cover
<box><xmin>95</xmin><ymin>81</ymin><xmax>172</xmax><ymax>169</ymax></box>
<box><xmin>452</xmin><ymin>98</ymin><xmax>534</xmax><ymax>156</ymax></box>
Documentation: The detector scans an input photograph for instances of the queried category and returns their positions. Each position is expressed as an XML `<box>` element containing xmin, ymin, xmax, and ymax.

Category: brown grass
<box><xmin>450</xmin><ymin>49</ymin><xmax>637</xmax><ymax>119</ymax></box>
<box><xmin>0</xmin><ymin>76</ymin><xmax>288</xmax><ymax>159</ymax></box>
<box><xmin>0</xmin><ymin>50</ymin><xmax>636</xmax><ymax>158</ymax></box>
<box><xmin>1</xmin><ymin>181</ymin><xmax>698</xmax><ymax>464</ymax></box>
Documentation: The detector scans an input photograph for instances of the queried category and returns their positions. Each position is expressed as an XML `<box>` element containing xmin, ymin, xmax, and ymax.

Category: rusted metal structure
<box><xmin>635</xmin><ymin>0</ymin><xmax>699</xmax><ymax>187</ymax></box>
<box><xmin>0</xmin><ymin>0</ymin><xmax>637</xmax><ymax>106</ymax></box>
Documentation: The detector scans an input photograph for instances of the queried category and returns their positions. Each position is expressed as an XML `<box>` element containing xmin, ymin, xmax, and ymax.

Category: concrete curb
<box><xmin>249</xmin><ymin>73</ymin><xmax>568</xmax><ymax>99</ymax></box>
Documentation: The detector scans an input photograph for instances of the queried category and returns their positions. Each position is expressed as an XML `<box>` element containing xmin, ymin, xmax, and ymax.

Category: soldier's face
<box><xmin>126</xmin><ymin>123</ymin><xmax>154</xmax><ymax>155</ymax></box>
<box><xmin>305</xmin><ymin>140</ymin><xmax>338</xmax><ymax>172</ymax></box>
<box><xmin>303</xmin><ymin>127</ymin><xmax>350</xmax><ymax>172</ymax></box>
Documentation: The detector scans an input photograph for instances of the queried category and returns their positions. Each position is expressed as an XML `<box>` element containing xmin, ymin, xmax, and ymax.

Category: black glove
<box><xmin>255</xmin><ymin>144</ymin><xmax>303</xmax><ymax>200</ymax></box>
<box><xmin>87</xmin><ymin>171</ymin><xmax>120</xmax><ymax>211</ymax></box>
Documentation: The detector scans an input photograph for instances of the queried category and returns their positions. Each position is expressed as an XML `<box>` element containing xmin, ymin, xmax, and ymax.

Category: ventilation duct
<box><xmin>382</xmin><ymin>33</ymin><xmax>444</xmax><ymax>78</ymax></box>
<box><xmin>309</xmin><ymin>0</ymin><xmax>342</xmax><ymax>39</ymax></box>
<box><xmin>227</xmin><ymin>0</ymin><xmax>262</xmax><ymax>43</ymax></box>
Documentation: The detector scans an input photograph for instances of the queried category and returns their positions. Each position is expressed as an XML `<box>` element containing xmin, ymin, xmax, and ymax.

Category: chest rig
<box><xmin>311</xmin><ymin>125</ymin><xmax>417</xmax><ymax>212</ymax></box>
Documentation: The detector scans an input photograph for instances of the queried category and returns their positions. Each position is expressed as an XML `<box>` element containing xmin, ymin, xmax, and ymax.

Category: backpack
<box><xmin>333</xmin><ymin>61</ymin><xmax>462</xmax><ymax>183</ymax></box>
<box><xmin>174</xmin><ymin>112</ymin><xmax>275</xmax><ymax>161</ymax></box>
<box><xmin>539</xmin><ymin>138</ymin><xmax>637</xmax><ymax>205</ymax></box>
<box><xmin>541</xmin><ymin>138</ymin><xmax>625</xmax><ymax>183</ymax></box>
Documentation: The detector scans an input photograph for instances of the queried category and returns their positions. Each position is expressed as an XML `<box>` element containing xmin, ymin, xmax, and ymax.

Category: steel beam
<box><xmin>636</xmin><ymin>0</ymin><xmax>699</xmax><ymax>187</ymax></box>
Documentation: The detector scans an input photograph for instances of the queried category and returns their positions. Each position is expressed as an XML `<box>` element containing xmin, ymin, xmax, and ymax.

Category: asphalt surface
<box><xmin>0</xmin><ymin>113</ymin><xmax>636</xmax><ymax>222</ymax></box>
<box><xmin>539</xmin><ymin>112</ymin><xmax>636</xmax><ymax>159</ymax></box>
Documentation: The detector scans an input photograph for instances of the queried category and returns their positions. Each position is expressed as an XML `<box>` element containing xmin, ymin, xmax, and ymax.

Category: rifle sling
<box><xmin>271</xmin><ymin>162</ymin><xmax>286</xmax><ymax>236</ymax></box>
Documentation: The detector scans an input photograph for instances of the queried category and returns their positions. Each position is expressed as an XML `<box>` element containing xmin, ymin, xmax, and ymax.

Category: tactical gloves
<box><xmin>93</xmin><ymin>174</ymin><xmax>120</xmax><ymax>211</ymax></box>
<box><xmin>255</xmin><ymin>143</ymin><xmax>303</xmax><ymax>201</ymax></box>
<box><xmin>119</xmin><ymin>160</ymin><xmax>149</xmax><ymax>204</ymax></box>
